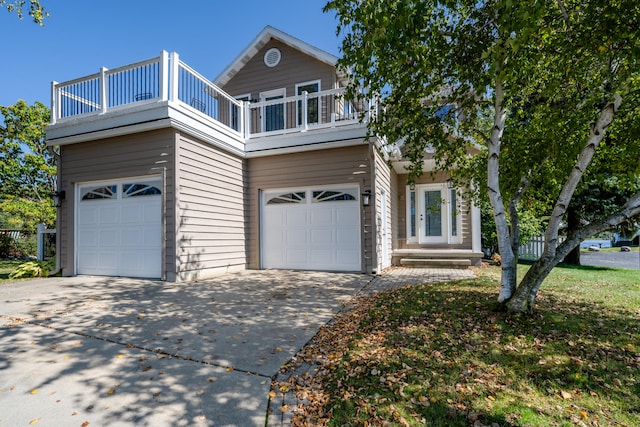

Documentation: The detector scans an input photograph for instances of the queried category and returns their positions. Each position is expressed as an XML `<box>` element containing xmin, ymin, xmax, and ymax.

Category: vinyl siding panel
<box><xmin>246</xmin><ymin>144</ymin><xmax>371</xmax><ymax>271</ymax></box>
<box><xmin>220</xmin><ymin>39</ymin><xmax>337</xmax><ymax>102</ymax></box>
<box><xmin>396</xmin><ymin>172</ymin><xmax>472</xmax><ymax>249</ymax></box>
<box><xmin>175</xmin><ymin>133</ymin><xmax>246</xmax><ymax>280</ymax></box>
<box><xmin>373</xmin><ymin>147</ymin><xmax>395</xmax><ymax>272</ymax></box>
<box><xmin>59</xmin><ymin>128</ymin><xmax>176</xmax><ymax>278</ymax></box>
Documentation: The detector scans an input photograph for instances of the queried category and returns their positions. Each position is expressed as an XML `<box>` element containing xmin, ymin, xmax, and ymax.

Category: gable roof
<box><xmin>213</xmin><ymin>26</ymin><xmax>341</xmax><ymax>88</ymax></box>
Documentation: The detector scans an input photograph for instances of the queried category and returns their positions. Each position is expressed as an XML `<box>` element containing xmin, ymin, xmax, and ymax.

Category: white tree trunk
<box><xmin>486</xmin><ymin>76</ymin><xmax>516</xmax><ymax>303</ymax></box>
<box><xmin>505</xmin><ymin>96</ymin><xmax>626</xmax><ymax>313</ymax></box>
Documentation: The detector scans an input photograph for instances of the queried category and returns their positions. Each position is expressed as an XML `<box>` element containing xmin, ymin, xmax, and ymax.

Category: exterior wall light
<box><xmin>447</xmin><ymin>179</ymin><xmax>454</xmax><ymax>189</ymax></box>
<box><xmin>51</xmin><ymin>191</ymin><xmax>66</xmax><ymax>207</ymax></box>
<box><xmin>362</xmin><ymin>190</ymin><xmax>372</xmax><ymax>206</ymax></box>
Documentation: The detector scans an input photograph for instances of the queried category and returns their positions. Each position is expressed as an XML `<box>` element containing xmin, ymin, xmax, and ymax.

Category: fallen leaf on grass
<box><xmin>560</xmin><ymin>390</ymin><xmax>572</xmax><ymax>400</ymax></box>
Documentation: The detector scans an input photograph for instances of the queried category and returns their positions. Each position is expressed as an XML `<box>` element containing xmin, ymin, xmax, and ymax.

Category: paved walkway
<box><xmin>267</xmin><ymin>267</ymin><xmax>475</xmax><ymax>426</ymax></box>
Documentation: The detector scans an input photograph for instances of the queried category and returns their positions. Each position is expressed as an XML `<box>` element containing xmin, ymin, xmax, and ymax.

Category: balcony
<box><xmin>47</xmin><ymin>51</ymin><xmax>371</xmax><ymax>152</ymax></box>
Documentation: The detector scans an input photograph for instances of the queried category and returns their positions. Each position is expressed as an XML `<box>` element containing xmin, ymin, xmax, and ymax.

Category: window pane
<box><xmin>424</xmin><ymin>190</ymin><xmax>442</xmax><ymax>237</ymax></box>
<box><xmin>81</xmin><ymin>185</ymin><xmax>117</xmax><ymax>200</ymax></box>
<box><xmin>123</xmin><ymin>183</ymin><xmax>162</xmax><ymax>197</ymax></box>
<box><xmin>450</xmin><ymin>189</ymin><xmax>457</xmax><ymax>237</ymax></box>
<box><xmin>266</xmin><ymin>192</ymin><xmax>306</xmax><ymax>204</ymax></box>
<box><xmin>312</xmin><ymin>190</ymin><xmax>356</xmax><ymax>202</ymax></box>
<box><xmin>297</xmin><ymin>82</ymin><xmax>319</xmax><ymax>125</ymax></box>
<box><xmin>410</xmin><ymin>191</ymin><xmax>416</xmax><ymax>237</ymax></box>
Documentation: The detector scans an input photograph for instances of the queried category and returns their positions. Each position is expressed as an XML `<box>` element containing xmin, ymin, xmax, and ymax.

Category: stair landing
<box><xmin>392</xmin><ymin>249</ymin><xmax>482</xmax><ymax>269</ymax></box>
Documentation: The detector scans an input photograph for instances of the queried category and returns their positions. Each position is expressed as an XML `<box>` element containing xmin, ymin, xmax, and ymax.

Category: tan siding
<box><xmin>373</xmin><ymin>147</ymin><xmax>394</xmax><ymax>272</ymax></box>
<box><xmin>59</xmin><ymin>129</ymin><xmax>176</xmax><ymax>278</ymax></box>
<box><xmin>246</xmin><ymin>144</ymin><xmax>371</xmax><ymax>272</ymax></box>
<box><xmin>395</xmin><ymin>172</ymin><xmax>472</xmax><ymax>250</ymax></box>
<box><xmin>175</xmin><ymin>133</ymin><xmax>246</xmax><ymax>280</ymax></box>
<box><xmin>221</xmin><ymin>39</ymin><xmax>337</xmax><ymax>102</ymax></box>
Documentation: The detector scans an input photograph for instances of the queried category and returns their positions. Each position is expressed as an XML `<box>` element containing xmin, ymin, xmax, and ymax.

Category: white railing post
<box><xmin>50</xmin><ymin>81</ymin><xmax>58</xmax><ymax>124</ymax></box>
<box><xmin>169</xmin><ymin>52</ymin><xmax>180</xmax><ymax>102</ymax></box>
<box><xmin>159</xmin><ymin>50</ymin><xmax>169</xmax><ymax>101</ymax></box>
<box><xmin>37</xmin><ymin>223</ymin><xmax>45</xmax><ymax>261</ymax></box>
<box><xmin>301</xmin><ymin>91</ymin><xmax>308</xmax><ymax>131</ymax></box>
<box><xmin>243</xmin><ymin>101</ymin><xmax>250</xmax><ymax>139</ymax></box>
<box><xmin>99</xmin><ymin>67</ymin><xmax>108</xmax><ymax>114</ymax></box>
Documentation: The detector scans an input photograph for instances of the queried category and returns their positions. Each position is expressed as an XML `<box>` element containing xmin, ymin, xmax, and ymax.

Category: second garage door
<box><xmin>262</xmin><ymin>186</ymin><xmax>361</xmax><ymax>271</ymax></box>
<box><xmin>76</xmin><ymin>178</ymin><xmax>162</xmax><ymax>278</ymax></box>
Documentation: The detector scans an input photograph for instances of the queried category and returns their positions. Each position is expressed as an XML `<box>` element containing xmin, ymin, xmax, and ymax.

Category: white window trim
<box><xmin>405</xmin><ymin>183</ymin><xmax>462</xmax><ymax>245</ymax></box>
<box><xmin>260</xmin><ymin>88</ymin><xmax>286</xmax><ymax>132</ymax></box>
<box><xmin>295</xmin><ymin>80</ymin><xmax>321</xmax><ymax>127</ymax></box>
<box><xmin>230</xmin><ymin>93</ymin><xmax>251</xmax><ymax>132</ymax></box>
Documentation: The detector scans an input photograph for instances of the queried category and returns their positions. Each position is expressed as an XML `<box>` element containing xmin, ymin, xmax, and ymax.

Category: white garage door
<box><xmin>76</xmin><ymin>178</ymin><xmax>162</xmax><ymax>278</ymax></box>
<box><xmin>262</xmin><ymin>186</ymin><xmax>361</xmax><ymax>271</ymax></box>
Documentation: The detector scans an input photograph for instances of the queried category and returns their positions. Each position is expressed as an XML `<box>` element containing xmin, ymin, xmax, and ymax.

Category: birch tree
<box><xmin>325</xmin><ymin>0</ymin><xmax>640</xmax><ymax>313</ymax></box>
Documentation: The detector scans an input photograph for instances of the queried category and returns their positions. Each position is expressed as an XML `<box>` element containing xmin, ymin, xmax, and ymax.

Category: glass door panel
<box><xmin>423</xmin><ymin>190</ymin><xmax>442</xmax><ymax>238</ymax></box>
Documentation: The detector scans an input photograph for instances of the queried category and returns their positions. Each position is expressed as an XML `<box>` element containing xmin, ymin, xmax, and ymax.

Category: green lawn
<box><xmin>275</xmin><ymin>264</ymin><xmax>640</xmax><ymax>426</ymax></box>
<box><xmin>0</xmin><ymin>259</ymin><xmax>25</xmax><ymax>284</ymax></box>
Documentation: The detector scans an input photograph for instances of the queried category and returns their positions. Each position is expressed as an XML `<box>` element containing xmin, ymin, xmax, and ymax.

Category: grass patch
<box><xmin>280</xmin><ymin>265</ymin><xmax>640</xmax><ymax>426</ymax></box>
<box><xmin>0</xmin><ymin>259</ymin><xmax>31</xmax><ymax>284</ymax></box>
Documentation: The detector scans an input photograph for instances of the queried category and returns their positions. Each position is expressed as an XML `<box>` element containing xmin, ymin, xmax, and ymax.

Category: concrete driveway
<box><xmin>0</xmin><ymin>270</ymin><xmax>372</xmax><ymax>426</ymax></box>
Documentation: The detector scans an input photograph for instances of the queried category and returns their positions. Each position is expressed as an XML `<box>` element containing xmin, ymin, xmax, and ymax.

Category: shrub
<box><xmin>9</xmin><ymin>260</ymin><xmax>53</xmax><ymax>279</ymax></box>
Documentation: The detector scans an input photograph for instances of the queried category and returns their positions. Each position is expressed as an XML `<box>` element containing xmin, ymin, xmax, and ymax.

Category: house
<box><xmin>45</xmin><ymin>26</ymin><xmax>482</xmax><ymax>281</ymax></box>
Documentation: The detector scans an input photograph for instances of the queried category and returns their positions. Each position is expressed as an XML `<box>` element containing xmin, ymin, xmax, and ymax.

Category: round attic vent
<box><xmin>264</xmin><ymin>48</ymin><xmax>281</xmax><ymax>67</ymax></box>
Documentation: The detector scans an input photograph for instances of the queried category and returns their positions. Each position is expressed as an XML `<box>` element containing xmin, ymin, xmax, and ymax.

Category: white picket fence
<box><xmin>518</xmin><ymin>236</ymin><xmax>571</xmax><ymax>261</ymax></box>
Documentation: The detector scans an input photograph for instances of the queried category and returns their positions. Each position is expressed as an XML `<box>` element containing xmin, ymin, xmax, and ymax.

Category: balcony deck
<box><xmin>46</xmin><ymin>51</ymin><xmax>371</xmax><ymax>154</ymax></box>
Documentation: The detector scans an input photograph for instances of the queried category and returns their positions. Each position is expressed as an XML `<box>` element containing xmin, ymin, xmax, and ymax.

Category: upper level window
<box><xmin>296</xmin><ymin>80</ymin><xmax>320</xmax><ymax>126</ymax></box>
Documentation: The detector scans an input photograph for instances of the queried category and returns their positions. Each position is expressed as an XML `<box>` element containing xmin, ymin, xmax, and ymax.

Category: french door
<box><xmin>407</xmin><ymin>184</ymin><xmax>461</xmax><ymax>245</ymax></box>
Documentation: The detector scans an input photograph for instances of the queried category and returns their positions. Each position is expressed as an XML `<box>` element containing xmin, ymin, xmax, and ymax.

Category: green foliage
<box><xmin>326</xmin><ymin>0</ymin><xmax>640</xmax><ymax>309</ymax></box>
<box><xmin>8</xmin><ymin>259</ymin><xmax>52</xmax><ymax>279</ymax></box>
<box><xmin>1</xmin><ymin>100</ymin><xmax>56</xmax><ymax>232</ymax></box>
<box><xmin>0</xmin><ymin>232</ymin><xmax>36</xmax><ymax>258</ymax></box>
<box><xmin>1</xmin><ymin>0</ymin><xmax>48</xmax><ymax>25</ymax></box>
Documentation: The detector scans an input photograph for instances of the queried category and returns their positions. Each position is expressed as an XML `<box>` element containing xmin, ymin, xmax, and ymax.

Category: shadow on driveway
<box><xmin>0</xmin><ymin>270</ymin><xmax>371</xmax><ymax>426</ymax></box>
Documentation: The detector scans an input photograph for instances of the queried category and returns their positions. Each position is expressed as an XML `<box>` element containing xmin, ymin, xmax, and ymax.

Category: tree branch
<box><xmin>543</xmin><ymin>94</ymin><xmax>623</xmax><ymax>257</ymax></box>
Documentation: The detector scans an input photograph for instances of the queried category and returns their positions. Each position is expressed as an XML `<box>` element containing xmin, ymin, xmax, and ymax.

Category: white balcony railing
<box><xmin>50</xmin><ymin>51</ymin><xmax>370</xmax><ymax>141</ymax></box>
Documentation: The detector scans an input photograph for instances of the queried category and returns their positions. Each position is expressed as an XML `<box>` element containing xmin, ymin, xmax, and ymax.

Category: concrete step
<box><xmin>399</xmin><ymin>258</ymin><xmax>471</xmax><ymax>269</ymax></box>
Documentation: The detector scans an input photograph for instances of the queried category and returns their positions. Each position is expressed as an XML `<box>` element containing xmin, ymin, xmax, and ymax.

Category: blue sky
<box><xmin>0</xmin><ymin>0</ymin><xmax>341</xmax><ymax>108</ymax></box>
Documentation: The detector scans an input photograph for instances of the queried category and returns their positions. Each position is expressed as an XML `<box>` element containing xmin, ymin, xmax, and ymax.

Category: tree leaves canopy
<box><xmin>325</xmin><ymin>0</ymin><xmax>640</xmax><ymax>312</ymax></box>
<box><xmin>1</xmin><ymin>0</ymin><xmax>48</xmax><ymax>25</ymax></box>
<box><xmin>0</xmin><ymin>100</ymin><xmax>56</xmax><ymax>231</ymax></box>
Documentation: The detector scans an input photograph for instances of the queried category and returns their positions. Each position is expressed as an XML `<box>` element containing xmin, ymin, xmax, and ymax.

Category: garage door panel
<box><xmin>285</xmin><ymin>209</ymin><xmax>309</xmax><ymax>226</ymax></box>
<box><xmin>78</xmin><ymin>229</ymin><xmax>98</xmax><ymax>246</ymax></box>
<box><xmin>336</xmin><ymin>207</ymin><xmax>359</xmax><ymax>225</ymax></box>
<box><xmin>310</xmin><ymin>208</ymin><xmax>333</xmax><ymax>225</ymax></box>
<box><xmin>77</xmin><ymin>179</ymin><xmax>162</xmax><ymax>279</ymax></box>
<box><xmin>99</xmin><ymin>206</ymin><xmax>120</xmax><ymax>224</ymax></box>
<box><xmin>336</xmin><ymin>228</ymin><xmax>359</xmax><ymax>248</ymax></box>
<box><xmin>285</xmin><ymin>229</ymin><xmax>309</xmax><ymax>247</ymax></box>
<box><xmin>262</xmin><ymin>187</ymin><xmax>360</xmax><ymax>272</ymax></box>
<box><xmin>336</xmin><ymin>249</ymin><xmax>359</xmax><ymax>266</ymax></box>
<box><xmin>78</xmin><ymin>207</ymin><xmax>98</xmax><ymax>226</ymax></box>
<box><xmin>310</xmin><ymin>229</ymin><xmax>334</xmax><ymax>246</ymax></box>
